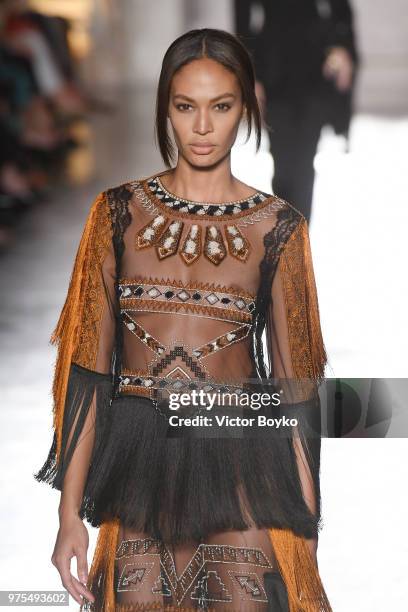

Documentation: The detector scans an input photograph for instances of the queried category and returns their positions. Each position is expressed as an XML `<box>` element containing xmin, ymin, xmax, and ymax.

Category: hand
<box><xmin>322</xmin><ymin>46</ymin><xmax>354</xmax><ymax>92</ymax></box>
<box><xmin>255</xmin><ymin>80</ymin><xmax>267</xmax><ymax>122</ymax></box>
<box><xmin>51</xmin><ymin>513</ymin><xmax>95</xmax><ymax>606</ymax></box>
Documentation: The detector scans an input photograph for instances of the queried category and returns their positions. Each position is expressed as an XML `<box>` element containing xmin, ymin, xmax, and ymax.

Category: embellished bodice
<box><xmin>93</xmin><ymin>170</ymin><xmax>310</xmax><ymax>401</ymax></box>
<box><xmin>118</xmin><ymin>277</ymin><xmax>257</xmax><ymax>396</ymax></box>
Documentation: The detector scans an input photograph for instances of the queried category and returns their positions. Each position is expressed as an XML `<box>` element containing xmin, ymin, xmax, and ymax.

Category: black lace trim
<box><xmin>105</xmin><ymin>184</ymin><xmax>133</xmax><ymax>398</ymax></box>
<box><xmin>250</xmin><ymin>206</ymin><xmax>302</xmax><ymax>380</ymax></box>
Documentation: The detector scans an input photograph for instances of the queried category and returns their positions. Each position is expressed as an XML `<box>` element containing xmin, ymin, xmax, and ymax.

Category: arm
<box><xmin>266</xmin><ymin>216</ymin><xmax>327</xmax><ymax>565</ymax></box>
<box><xmin>325</xmin><ymin>0</ymin><xmax>359</xmax><ymax>63</ymax></box>
<box><xmin>34</xmin><ymin>191</ymin><xmax>116</xmax><ymax>604</ymax></box>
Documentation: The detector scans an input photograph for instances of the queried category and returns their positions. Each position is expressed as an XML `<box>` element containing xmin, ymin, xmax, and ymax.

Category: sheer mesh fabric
<box><xmin>114</xmin><ymin>524</ymin><xmax>278</xmax><ymax>611</ymax></box>
<box><xmin>118</xmin><ymin>187</ymin><xmax>270</xmax><ymax>384</ymax></box>
<box><xmin>35</xmin><ymin>171</ymin><xmax>327</xmax><ymax>610</ymax></box>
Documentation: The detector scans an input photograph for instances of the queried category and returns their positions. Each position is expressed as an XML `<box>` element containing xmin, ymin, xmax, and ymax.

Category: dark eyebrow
<box><xmin>173</xmin><ymin>93</ymin><xmax>236</xmax><ymax>102</ymax></box>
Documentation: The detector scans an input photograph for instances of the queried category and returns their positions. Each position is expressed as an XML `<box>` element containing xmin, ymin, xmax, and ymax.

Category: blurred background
<box><xmin>0</xmin><ymin>1</ymin><xmax>407</xmax><ymax>610</ymax></box>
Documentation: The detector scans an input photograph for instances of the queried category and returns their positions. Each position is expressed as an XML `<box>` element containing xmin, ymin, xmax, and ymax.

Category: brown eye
<box><xmin>215</xmin><ymin>103</ymin><xmax>231</xmax><ymax>111</ymax></box>
<box><xmin>176</xmin><ymin>103</ymin><xmax>192</xmax><ymax>111</ymax></box>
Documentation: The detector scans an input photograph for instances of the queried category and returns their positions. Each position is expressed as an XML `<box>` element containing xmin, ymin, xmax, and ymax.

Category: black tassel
<box><xmin>33</xmin><ymin>362</ymin><xmax>113</xmax><ymax>491</ymax></box>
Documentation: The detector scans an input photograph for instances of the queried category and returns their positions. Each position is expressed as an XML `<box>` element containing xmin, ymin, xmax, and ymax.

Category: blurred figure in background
<box><xmin>2</xmin><ymin>0</ymin><xmax>87</xmax><ymax>117</ymax></box>
<box><xmin>234</xmin><ymin>0</ymin><xmax>359</xmax><ymax>223</ymax></box>
<box><xmin>0</xmin><ymin>0</ymin><xmax>90</xmax><ymax>250</ymax></box>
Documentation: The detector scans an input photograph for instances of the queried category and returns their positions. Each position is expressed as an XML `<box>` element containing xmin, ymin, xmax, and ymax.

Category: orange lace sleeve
<box><xmin>34</xmin><ymin>192</ymin><xmax>117</xmax><ymax>495</ymax></box>
<box><xmin>266</xmin><ymin>217</ymin><xmax>328</xmax><ymax>558</ymax></box>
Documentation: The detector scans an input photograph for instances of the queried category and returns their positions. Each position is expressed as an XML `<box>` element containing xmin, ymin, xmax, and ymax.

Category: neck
<box><xmin>161</xmin><ymin>156</ymin><xmax>245</xmax><ymax>203</ymax></box>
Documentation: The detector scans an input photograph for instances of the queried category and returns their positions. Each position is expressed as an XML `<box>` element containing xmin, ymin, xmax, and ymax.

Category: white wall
<box><xmin>85</xmin><ymin>0</ymin><xmax>408</xmax><ymax>115</ymax></box>
<box><xmin>352</xmin><ymin>0</ymin><xmax>408</xmax><ymax>114</ymax></box>
<box><xmin>86</xmin><ymin>0</ymin><xmax>185</xmax><ymax>87</ymax></box>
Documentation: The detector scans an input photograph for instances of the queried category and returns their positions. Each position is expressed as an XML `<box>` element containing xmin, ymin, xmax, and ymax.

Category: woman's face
<box><xmin>168</xmin><ymin>57</ymin><xmax>245</xmax><ymax>167</ymax></box>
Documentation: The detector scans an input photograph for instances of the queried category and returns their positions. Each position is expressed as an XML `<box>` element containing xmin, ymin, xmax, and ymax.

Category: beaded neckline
<box><xmin>140</xmin><ymin>175</ymin><xmax>272</xmax><ymax>218</ymax></box>
<box><xmin>156</xmin><ymin>175</ymin><xmax>264</xmax><ymax>206</ymax></box>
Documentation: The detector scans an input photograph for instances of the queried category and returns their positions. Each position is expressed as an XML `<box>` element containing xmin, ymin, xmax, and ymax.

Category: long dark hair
<box><xmin>154</xmin><ymin>28</ymin><xmax>262</xmax><ymax>167</ymax></box>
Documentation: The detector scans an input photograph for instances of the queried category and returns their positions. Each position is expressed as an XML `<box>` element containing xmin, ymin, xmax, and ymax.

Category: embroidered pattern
<box><xmin>236</xmin><ymin>198</ymin><xmax>287</xmax><ymax>228</ymax></box>
<box><xmin>135</xmin><ymin>214</ymin><xmax>168</xmax><ymax>249</ymax></box>
<box><xmin>192</xmin><ymin>324</ymin><xmax>251</xmax><ymax>359</ymax></box>
<box><xmin>72</xmin><ymin>192</ymin><xmax>114</xmax><ymax>369</ymax></box>
<box><xmin>180</xmin><ymin>224</ymin><xmax>202</xmax><ymax>265</ymax></box>
<box><xmin>118</xmin><ymin>372</ymin><xmax>245</xmax><ymax>397</ymax></box>
<box><xmin>146</xmin><ymin>175</ymin><xmax>270</xmax><ymax>217</ymax></box>
<box><xmin>227</xmin><ymin>570</ymin><xmax>267</xmax><ymax>603</ymax></box>
<box><xmin>121</xmin><ymin>312</ymin><xmax>165</xmax><ymax>355</ymax></box>
<box><xmin>129</xmin><ymin>176</ymin><xmax>285</xmax><ymax>266</ymax></box>
<box><xmin>204</xmin><ymin>226</ymin><xmax>227</xmax><ymax>265</ymax></box>
<box><xmin>279</xmin><ymin>217</ymin><xmax>327</xmax><ymax>381</ymax></box>
<box><xmin>117</xmin><ymin>562</ymin><xmax>155</xmax><ymax>593</ymax></box>
<box><xmin>224</xmin><ymin>224</ymin><xmax>250</xmax><ymax>262</ymax></box>
<box><xmin>115</xmin><ymin>537</ymin><xmax>274</xmax><ymax>608</ymax></box>
<box><xmin>118</xmin><ymin>277</ymin><xmax>256</xmax><ymax>399</ymax></box>
<box><xmin>156</xmin><ymin>220</ymin><xmax>184</xmax><ymax>259</ymax></box>
<box><xmin>119</xmin><ymin>279</ymin><xmax>256</xmax><ymax>324</ymax></box>
<box><xmin>119</xmin><ymin>278</ymin><xmax>255</xmax><ymax>298</ymax></box>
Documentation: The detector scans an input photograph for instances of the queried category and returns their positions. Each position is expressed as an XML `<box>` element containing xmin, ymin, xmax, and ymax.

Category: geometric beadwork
<box><xmin>204</xmin><ymin>225</ymin><xmax>227</xmax><ymax>265</ymax></box>
<box><xmin>118</xmin><ymin>279</ymin><xmax>256</xmax><ymax>324</ymax></box>
<box><xmin>180</xmin><ymin>224</ymin><xmax>202</xmax><ymax>265</ymax></box>
<box><xmin>156</xmin><ymin>220</ymin><xmax>184</xmax><ymax>259</ymax></box>
<box><xmin>192</xmin><ymin>323</ymin><xmax>251</xmax><ymax>359</ymax></box>
<box><xmin>114</xmin><ymin>537</ymin><xmax>274</xmax><ymax>607</ymax></box>
<box><xmin>135</xmin><ymin>214</ymin><xmax>168</xmax><ymax>249</ymax></box>
<box><xmin>224</xmin><ymin>224</ymin><xmax>250</xmax><ymax>262</ymax></box>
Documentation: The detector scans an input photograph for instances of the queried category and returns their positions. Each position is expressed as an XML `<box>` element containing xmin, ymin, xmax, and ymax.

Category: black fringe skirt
<box><xmin>34</xmin><ymin>363</ymin><xmax>321</xmax><ymax>547</ymax></box>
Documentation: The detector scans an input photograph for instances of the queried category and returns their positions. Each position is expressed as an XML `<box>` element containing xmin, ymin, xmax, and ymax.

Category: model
<box><xmin>34</xmin><ymin>28</ymin><xmax>331</xmax><ymax>612</ymax></box>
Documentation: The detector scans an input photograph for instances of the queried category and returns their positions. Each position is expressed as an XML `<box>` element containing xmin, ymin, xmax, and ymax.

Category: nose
<box><xmin>193</xmin><ymin>108</ymin><xmax>213</xmax><ymax>135</ymax></box>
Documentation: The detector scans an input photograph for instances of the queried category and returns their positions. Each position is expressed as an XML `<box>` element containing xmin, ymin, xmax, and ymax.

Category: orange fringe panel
<box><xmin>49</xmin><ymin>192</ymin><xmax>110</xmax><ymax>461</ymax></box>
<box><xmin>81</xmin><ymin>521</ymin><xmax>331</xmax><ymax>612</ymax></box>
<box><xmin>280</xmin><ymin>216</ymin><xmax>328</xmax><ymax>384</ymax></box>
<box><xmin>299</xmin><ymin>219</ymin><xmax>328</xmax><ymax>383</ymax></box>
<box><xmin>268</xmin><ymin>528</ymin><xmax>332</xmax><ymax>611</ymax></box>
<box><xmin>81</xmin><ymin>517</ymin><xmax>120</xmax><ymax>612</ymax></box>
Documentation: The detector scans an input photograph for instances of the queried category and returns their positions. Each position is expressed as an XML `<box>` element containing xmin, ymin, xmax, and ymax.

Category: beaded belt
<box><xmin>118</xmin><ymin>373</ymin><xmax>246</xmax><ymax>398</ymax></box>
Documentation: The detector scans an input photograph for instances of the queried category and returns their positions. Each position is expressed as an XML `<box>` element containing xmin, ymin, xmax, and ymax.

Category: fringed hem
<box><xmin>79</xmin><ymin>394</ymin><xmax>319</xmax><ymax>544</ymax></box>
<box><xmin>33</xmin><ymin>362</ymin><xmax>113</xmax><ymax>491</ymax></box>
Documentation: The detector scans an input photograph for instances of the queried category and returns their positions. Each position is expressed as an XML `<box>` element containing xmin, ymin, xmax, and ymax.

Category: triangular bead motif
<box><xmin>135</xmin><ymin>214</ymin><xmax>168</xmax><ymax>249</ymax></box>
<box><xmin>204</xmin><ymin>226</ymin><xmax>227</xmax><ymax>265</ymax></box>
<box><xmin>180</xmin><ymin>224</ymin><xmax>202</xmax><ymax>265</ymax></box>
<box><xmin>156</xmin><ymin>220</ymin><xmax>184</xmax><ymax>259</ymax></box>
<box><xmin>131</xmin><ymin>175</ymin><xmax>286</xmax><ymax>265</ymax></box>
<box><xmin>225</xmin><ymin>224</ymin><xmax>251</xmax><ymax>262</ymax></box>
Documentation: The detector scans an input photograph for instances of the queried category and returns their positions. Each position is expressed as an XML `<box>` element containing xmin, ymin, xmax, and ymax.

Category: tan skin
<box><xmin>53</xmin><ymin>56</ymin><xmax>318</xmax><ymax>606</ymax></box>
